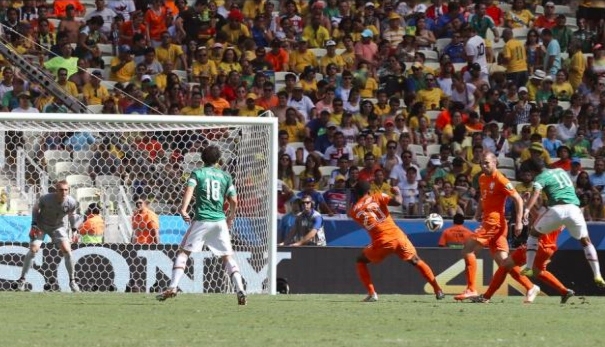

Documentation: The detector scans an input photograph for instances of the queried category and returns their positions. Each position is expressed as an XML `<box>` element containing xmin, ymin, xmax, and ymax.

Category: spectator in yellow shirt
<box><xmin>416</xmin><ymin>73</ymin><xmax>448</xmax><ymax>110</ymax></box>
<box><xmin>289</xmin><ymin>39</ymin><xmax>317</xmax><ymax>74</ymax></box>
<box><xmin>110</xmin><ymin>44</ymin><xmax>136</xmax><ymax>83</ymax></box>
<box><xmin>56</xmin><ymin>67</ymin><xmax>79</xmax><ymax>97</ymax></box>
<box><xmin>319</xmin><ymin>40</ymin><xmax>346</xmax><ymax>74</ymax></box>
<box><xmin>191</xmin><ymin>46</ymin><xmax>218</xmax><ymax>83</ymax></box>
<box><xmin>568</xmin><ymin>42</ymin><xmax>586</xmax><ymax>90</ymax></box>
<box><xmin>180</xmin><ymin>92</ymin><xmax>203</xmax><ymax>115</ymax></box>
<box><xmin>221</xmin><ymin>9</ymin><xmax>250</xmax><ymax>46</ymax></box>
<box><xmin>279</xmin><ymin>107</ymin><xmax>306</xmax><ymax>142</ymax></box>
<box><xmin>238</xmin><ymin>93</ymin><xmax>266</xmax><ymax>116</ymax></box>
<box><xmin>83</xmin><ymin>70</ymin><xmax>110</xmax><ymax>105</ymax></box>
<box><xmin>302</xmin><ymin>13</ymin><xmax>330</xmax><ymax>48</ymax></box>
<box><xmin>243</xmin><ymin>0</ymin><xmax>266</xmax><ymax>25</ymax></box>
<box><xmin>155</xmin><ymin>31</ymin><xmax>187</xmax><ymax>70</ymax></box>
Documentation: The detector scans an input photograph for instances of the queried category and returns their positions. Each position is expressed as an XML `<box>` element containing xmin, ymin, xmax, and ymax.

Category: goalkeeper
<box><xmin>17</xmin><ymin>180</ymin><xmax>83</xmax><ymax>292</ymax></box>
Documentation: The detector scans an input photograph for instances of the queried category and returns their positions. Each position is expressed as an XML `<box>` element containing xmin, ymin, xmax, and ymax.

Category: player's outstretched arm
<box><xmin>523</xmin><ymin>188</ymin><xmax>541</xmax><ymax>225</ymax></box>
<box><xmin>388</xmin><ymin>186</ymin><xmax>403</xmax><ymax>206</ymax></box>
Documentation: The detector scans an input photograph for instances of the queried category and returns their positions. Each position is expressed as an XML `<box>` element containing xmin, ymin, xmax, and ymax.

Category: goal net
<box><xmin>0</xmin><ymin>113</ymin><xmax>278</xmax><ymax>294</ymax></box>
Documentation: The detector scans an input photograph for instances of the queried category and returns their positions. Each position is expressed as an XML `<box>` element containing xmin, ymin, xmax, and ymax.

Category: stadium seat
<box><xmin>512</xmin><ymin>28</ymin><xmax>529</xmax><ymax>40</ymax></box>
<box><xmin>292</xmin><ymin>165</ymin><xmax>305</xmax><ymax>176</ymax></box>
<box><xmin>581</xmin><ymin>158</ymin><xmax>595</xmax><ymax>169</ymax></box>
<box><xmin>335</xmin><ymin>48</ymin><xmax>346</xmax><ymax>55</ymax></box>
<box><xmin>535</xmin><ymin>5</ymin><xmax>544</xmax><ymax>14</ymax></box>
<box><xmin>86</xmin><ymin>105</ymin><xmax>103</xmax><ymax>114</ymax></box>
<box><xmin>288</xmin><ymin>142</ymin><xmax>304</xmax><ymax>151</ymax></box>
<box><xmin>452</xmin><ymin>63</ymin><xmax>466</xmax><ymax>72</ymax></box>
<box><xmin>418</xmin><ymin>50</ymin><xmax>438</xmax><ymax>62</ymax></box>
<box><xmin>319</xmin><ymin>166</ymin><xmax>338</xmax><ymax>177</ymax></box>
<box><xmin>408</xmin><ymin>144</ymin><xmax>425</xmax><ymax>156</ymax></box>
<box><xmin>426</xmin><ymin>110</ymin><xmax>441</xmax><ymax>121</ymax></box>
<box><xmin>100</xmin><ymin>80</ymin><xmax>118</xmax><ymax>91</ymax></box>
<box><xmin>558</xmin><ymin>101</ymin><xmax>570</xmax><ymax>110</ymax></box>
<box><xmin>426</xmin><ymin>144</ymin><xmax>441</xmax><ymax>156</ymax></box>
<box><xmin>363</xmin><ymin>98</ymin><xmax>378</xmax><ymax>105</ymax></box>
<box><xmin>435</xmin><ymin>38</ymin><xmax>451</xmax><ymax>53</ymax></box>
<box><xmin>76</xmin><ymin>187</ymin><xmax>100</xmax><ymax>201</ymax></box>
<box><xmin>310</xmin><ymin>48</ymin><xmax>327</xmax><ymax>59</ymax></box>
<box><xmin>275</xmin><ymin>71</ymin><xmax>295</xmax><ymax>83</ymax></box>
<box><xmin>101</xmin><ymin>56</ymin><xmax>113</xmax><ymax>67</ymax></box>
<box><xmin>65</xmin><ymin>174</ymin><xmax>93</xmax><ymax>189</ymax></box>
<box><xmin>416</xmin><ymin>155</ymin><xmax>429</xmax><ymax>168</ymax></box>
<box><xmin>550</xmin><ymin>157</ymin><xmax>560</xmax><ymax>164</ymax></box>
<box><xmin>516</xmin><ymin>123</ymin><xmax>530</xmax><ymax>135</ymax></box>
<box><xmin>51</xmin><ymin>161</ymin><xmax>76</xmax><ymax>181</ymax></box>
<box><xmin>95</xmin><ymin>175</ymin><xmax>122</xmax><ymax>186</ymax></box>
<box><xmin>97</xmin><ymin>43</ymin><xmax>114</xmax><ymax>56</ymax></box>
<box><xmin>554</xmin><ymin>5</ymin><xmax>572</xmax><ymax>15</ymax></box>
<box><xmin>498</xmin><ymin>157</ymin><xmax>515</xmax><ymax>169</ymax></box>
<box><xmin>86</xmin><ymin>68</ymin><xmax>109</xmax><ymax>80</ymax></box>
<box><xmin>173</xmin><ymin>69</ymin><xmax>188</xmax><ymax>82</ymax></box>
<box><xmin>44</xmin><ymin>150</ymin><xmax>71</xmax><ymax>166</ymax></box>
<box><xmin>315</xmin><ymin>73</ymin><xmax>324</xmax><ymax>81</ymax></box>
<box><xmin>500</xmin><ymin>168</ymin><xmax>516</xmax><ymax>180</ymax></box>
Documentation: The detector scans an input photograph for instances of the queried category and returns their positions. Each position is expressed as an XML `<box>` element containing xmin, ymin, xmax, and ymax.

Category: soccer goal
<box><xmin>0</xmin><ymin>113</ymin><xmax>279</xmax><ymax>294</ymax></box>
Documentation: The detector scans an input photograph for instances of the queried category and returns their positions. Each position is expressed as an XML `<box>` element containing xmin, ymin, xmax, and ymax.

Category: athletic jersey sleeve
<box><xmin>224</xmin><ymin>172</ymin><xmax>236</xmax><ymax>198</ymax></box>
<box><xmin>497</xmin><ymin>171</ymin><xmax>516</xmax><ymax>196</ymax></box>
<box><xmin>187</xmin><ymin>171</ymin><xmax>198</xmax><ymax>187</ymax></box>
<box><xmin>311</xmin><ymin>211</ymin><xmax>323</xmax><ymax>229</ymax></box>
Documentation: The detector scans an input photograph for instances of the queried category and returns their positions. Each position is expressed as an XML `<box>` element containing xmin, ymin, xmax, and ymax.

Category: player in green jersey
<box><xmin>520</xmin><ymin>159</ymin><xmax>605</xmax><ymax>287</ymax></box>
<box><xmin>157</xmin><ymin>145</ymin><xmax>247</xmax><ymax>304</ymax></box>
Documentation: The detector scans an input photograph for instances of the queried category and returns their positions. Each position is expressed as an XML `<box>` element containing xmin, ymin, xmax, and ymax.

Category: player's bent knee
<box><xmin>356</xmin><ymin>254</ymin><xmax>369</xmax><ymax>263</ymax></box>
<box><xmin>407</xmin><ymin>255</ymin><xmax>420</xmax><ymax>266</ymax></box>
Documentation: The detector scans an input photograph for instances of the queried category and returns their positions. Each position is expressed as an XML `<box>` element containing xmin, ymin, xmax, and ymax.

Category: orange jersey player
<box><xmin>349</xmin><ymin>180</ymin><xmax>444</xmax><ymax>302</ymax></box>
<box><xmin>454</xmin><ymin>152</ymin><xmax>538</xmax><ymax>302</ymax></box>
<box><xmin>438</xmin><ymin>213</ymin><xmax>474</xmax><ymax>248</ymax></box>
<box><xmin>472</xmin><ymin>225</ymin><xmax>574</xmax><ymax>304</ymax></box>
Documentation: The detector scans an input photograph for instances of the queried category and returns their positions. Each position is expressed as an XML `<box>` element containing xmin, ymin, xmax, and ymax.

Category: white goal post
<box><xmin>0</xmin><ymin>113</ymin><xmax>279</xmax><ymax>295</ymax></box>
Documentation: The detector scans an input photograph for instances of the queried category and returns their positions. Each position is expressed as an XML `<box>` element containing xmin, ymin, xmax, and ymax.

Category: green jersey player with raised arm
<box><xmin>520</xmin><ymin>159</ymin><xmax>605</xmax><ymax>287</ymax></box>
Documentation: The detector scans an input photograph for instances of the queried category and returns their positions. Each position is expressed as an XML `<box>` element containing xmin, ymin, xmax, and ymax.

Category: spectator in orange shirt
<box><xmin>78</xmin><ymin>202</ymin><xmax>105</xmax><ymax>244</ymax></box>
<box><xmin>438</xmin><ymin>213</ymin><xmax>473</xmax><ymax>248</ymax></box>
<box><xmin>203</xmin><ymin>83</ymin><xmax>230</xmax><ymax>115</ymax></box>
<box><xmin>534</xmin><ymin>2</ymin><xmax>557</xmax><ymax>29</ymax></box>
<box><xmin>53</xmin><ymin>0</ymin><xmax>85</xmax><ymax>19</ymax></box>
<box><xmin>132</xmin><ymin>197</ymin><xmax>160</xmax><ymax>245</ymax></box>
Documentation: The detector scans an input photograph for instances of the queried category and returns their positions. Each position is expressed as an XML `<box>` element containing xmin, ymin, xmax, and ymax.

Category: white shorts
<box><xmin>180</xmin><ymin>220</ymin><xmax>233</xmax><ymax>256</ymax></box>
<box><xmin>31</xmin><ymin>226</ymin><xmax>69</xmax><ymax>247</ymax></box>
<box><xmin>534</xmin><ymin>204</ymin><xmax>588</xmax><ymax>240</ymax></box>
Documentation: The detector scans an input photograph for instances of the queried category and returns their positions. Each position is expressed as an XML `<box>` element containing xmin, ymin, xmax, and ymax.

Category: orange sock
<box><xmin>509</xmin><ymin>266</ymin><xmax>534</xmax><ymax>290</ymax></box>
<box><xmin>538</xmin><ymin>271</ymin><xmax>568</xmax><ymax>295</ymax></box>
<box><xmin>484</xmin><ymin>265</ymin><xmax>508</xmax><ymax>299</ymax></box>
<box><xmin>356</xmin><ymin>262</ymin><xmax>375</xmax><ymax>295</ymax></box>
<box><xmin>415</xmin><ymin>260</ymin><xmax>442</xmax><ymax>293</ymax></box>
<box><xmin>464</xmin><ymin>253</ymin><xmax>477</xmax><ymax>291</ymax></box>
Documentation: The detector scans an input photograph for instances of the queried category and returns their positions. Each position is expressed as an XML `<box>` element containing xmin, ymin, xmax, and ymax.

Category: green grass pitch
<box><xmin>0</xmin><ymin>293</ymin><xmax>603</xmax><ymax>347</ymax></box>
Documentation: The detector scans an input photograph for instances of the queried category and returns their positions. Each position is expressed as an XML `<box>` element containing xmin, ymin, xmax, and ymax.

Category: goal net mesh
<box><xmin>0</xmin><ymin>116</ymin><xmax>274</xmax><ymax>294</ymax></box>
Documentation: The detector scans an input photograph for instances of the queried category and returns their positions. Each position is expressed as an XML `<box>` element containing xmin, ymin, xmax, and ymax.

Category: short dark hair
<box><xmin>520</xmin><ymin>158</ymin><xmax>545</xmax><ymax>174</ymax></box>
<box><xmin>355</xmin><ymin>180</ymin><xmax>371</xmax><ymax>197</ymax></box>
<box><xmin>453</xmin><ymin>213</ymin><xmax>465</xmax><ymax>225</ymax></box>
<box><xmin>202</xmin><ymin>145</ymin><xmax>221</xmax><ymax>165</ymax></box>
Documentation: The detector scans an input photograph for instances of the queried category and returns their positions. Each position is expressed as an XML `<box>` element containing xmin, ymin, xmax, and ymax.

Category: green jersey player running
<box><xmin>520</xmin><ymin>159</ymin><xmax>605</xmax><ymax>287</ymax></box>
<box><xmin>157</xmin><ymin>145</ymin><xmax>247</xmax><ymax>305</ymax></box>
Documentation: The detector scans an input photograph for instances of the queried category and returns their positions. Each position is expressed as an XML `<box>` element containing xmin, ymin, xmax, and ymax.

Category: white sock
<box><xmin>225</xmin><ymin>257</ymin><xmax>244</xmax><ymax>293</ymax></box>
<box><xmin>525</xmin><ymin>235</ymin><xmax>539</xmax><ymax>270</ymax></box>
<box><xmin>583</xmin><ymin>243</ymin><xmax>602</xmax><ymax>278</ymax></box>
<box><xmin>64</xmin><ymin>253</ymin><xmax>75</xmax><ymax>280</ymax></box>
<box><xmin>20</xmin><ymin>250</ymin><xmax>35</xmax><ymax>279</ymax></box>
<box><xmin>169</xmin><ymin>252</ymin><xmax>189</xmax><ymax>289</ymax></box>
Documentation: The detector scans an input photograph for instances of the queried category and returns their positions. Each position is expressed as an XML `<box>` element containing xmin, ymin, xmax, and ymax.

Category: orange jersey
<box><xmin>539</xmin><ymin>227</ymin><xmax>562</xmax><ymax>250</ymax></box>
<box><xmin>439</xmin><ymin>225</ymin><xmax>473</xmax><ymax>247</ymax></box>
<box><xmin>132</xmin><ymin>208</ymin><xmax>160</xmax><ymax>244</ymax></box>
<box><xmin>479</xmin><ymin>170</ymin><xmax>516</xmax><ymax>221</ymax></box>
<box><xmin>350</xmin><ymin>193</ymin><xmax>401</xmax><ymax>243</ymax></box>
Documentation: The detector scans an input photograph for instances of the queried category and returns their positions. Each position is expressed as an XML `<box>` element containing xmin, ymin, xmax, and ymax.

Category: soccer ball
<box><xmin>425</xmin><ymin>213</ymin><xmax>444</xmax><ymax>232</ymax></box>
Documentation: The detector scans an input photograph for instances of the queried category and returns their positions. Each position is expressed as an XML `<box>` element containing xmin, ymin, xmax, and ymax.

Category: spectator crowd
<box><xmin>1</xmin><ymin>0</ymin><xmax>605</xmax><ymax>222</ymax></box>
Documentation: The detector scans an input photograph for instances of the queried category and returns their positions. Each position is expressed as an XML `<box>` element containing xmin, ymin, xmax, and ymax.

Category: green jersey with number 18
<box><xmin>188</xmin><ymin>166</ymin><xmax>237</xmax><ymax>221</ymax></box>
<box><xmin>533</xmin><ymin>168</ymin><xmax>580</xmax><ymax>207</ymax></box>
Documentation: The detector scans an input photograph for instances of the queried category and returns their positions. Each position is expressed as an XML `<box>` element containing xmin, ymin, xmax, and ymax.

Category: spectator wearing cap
<box><xmin>370</xmin><ymin>169</ymin><xmax>395</xmax><ymax>198</ymax></box>
<box><xmin>381</xmin><ymin>12</ymin><xmax>405</xmax><ymax>50</ymax></box>
<box><xmin>570</xmin><ymin>158</ymin><xmax>583</xmax><ymax>182</ymax></box>
<box><xmin>44</xmin><ymin>42</ymin><xmax>79</xmax><ymax>78</ymax></box>
<box><xmin>540</xmin><ymin>29</ymin><xmax>561</xmax><ymax>78</ymax></box>
<box><xmin>521</xmin><ymin>141</ymin><xmax>552</xmax><ymax>166</ymax></box>
<box><xmin>76</xmin><ymin>201</ymin><xmax>104</xmax><ymax>244</ymax></box>
<box><xmin>287</xmin><ymin>82</ymin><xmax>316</xmax><ymax>122</ymax></box>
<box><xmin>566</xmin><ymin>127</ymin><xmax>591</xmax><ymax>158</ymax></box>
<box><xmin>239</xmin><ymin>93</ymin><xmax>265</xmax><ymax>117</ymax></box>
<box><xmin>323</xmin><ymin>174</ymin><xmax>349</xmax><ymax>215</ymax></box>
<box><xmin>191</xmin><ymin>47</ymin><xmax>218</xmax><ymax>83</ymax></box>
<box><xmin>556</xmin><ymin>110</ymin><xmax>578</xmax><ymax>142</ymax></box>
<box><xmin>354</xmin><ymin>29</ymin><xmax>379</xmax><ymax>71</ymax></box>
<box><xmin>11</xmin><ymin>92</ymin><xmax>38</xmax><ymax>113</ymax></box>
<box><xmin>83</xmin><ymin>70</ymin><xmax>110</xmax><ymax>105</ymax></box>
<box><xmin>319</xmin><ymin>40</ymin><xmax>345</xmax><ymax>74</ymax></box>
<box><xmin>289</xmin><ymin>38</ymin><xmax>317</xmax><ymax>74</ymax></box>
<box><xmin>221</xmin><ymin>9</ymin><xmax>250</xmax><ymax>46</ymax></box>
<box><xmin>145</xmin><ymin>0</ymin><xmax>172</xmax><ymax>47</ymax></box>
<box><xmin>265</xmin><ymin>39</ymin><xmax>289</xmax><ymax>72</ymax></box>
<box><xmin>421</xmin><ymin>155</ymin><xmax>448</xmax><ymax>188</ymax></box>
<box><xmin>534</xmin><ymin>2</ymin><xmax>557</xmax><ymax>29</ymax></box>
<box><xmin>109</xmin><ymin>44</ymin><xmax>136</xmax><ymax>83</ymax></box>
